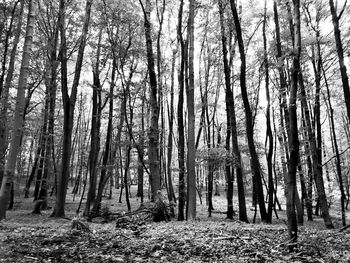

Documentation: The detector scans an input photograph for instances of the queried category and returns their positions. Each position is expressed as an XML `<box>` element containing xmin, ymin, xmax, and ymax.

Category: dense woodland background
<box><xmin>1</xmin><ymin>0</ymin><xmax>350</xmax><ymax>251</ymax></box>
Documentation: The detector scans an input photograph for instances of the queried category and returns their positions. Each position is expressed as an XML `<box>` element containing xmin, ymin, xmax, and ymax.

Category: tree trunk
<box><xmin>218</xmin><ymin>0</ymin><xmax>247</xmax><ymax>222</ymax></box>
<box><xmin>263</xmin><ymin>0</ymin><xmax>274</xmax><ymax>223</ymax></box>
<box><xmin>167</xmin><ymin>49</ymin><xmax>176</xmax><ymax>216</ymax></box>
<box><xmin>137</xmin><ymin>92</ymin><xmax>145</xmax><ymax>204</ymax></box>
<box><xmin>84</xmin><ymin>29</ymin><xmax>102</xmax><ymax>217</ymax></box>
<box><xmin>229</xmin><ymin>0</ymin><xmax>268</xmax><ymax>222</ymax></box>
<box><xmin>329</xmin><ymin>0</ymin><xmax>350</xmax><ymax>122</ymax></box>
<box><xmin>0</xmin><ymin>0</ymin><xmax>36</xmax><ymax>219</ymax></box>
<box><xmin>51</xmin><ymin>0</ymin><xmax>92</xmax><ymax>217</ymax></box>
<box><xmin>323</xmin><ymin>61</ymin><xmax>347</xmax><ymax>226</ymax></box>
<box><xmin>286</xmin><ymin>0</ymin><xmax>300</xmax><ymax>251</ymax></box>
<box><xmin>186</xmin><ymin>0</ymin><xmax>196</xmax><ymax>221</ymax></box>
<box><xmin>92</xmin><ymin>55</ymin><xmax>116</xmax><ymax>215</ymax></box>
<box><xmin>297</xmin><ymin>37</ymin><xmax>333</xmax><ymax>229</ymax></box>
<box><xmin>177</xmin><ymin>0</ymin><xmax>186</xmax><ymax>221</ymax></box>
<box><xmin>140</xmin><ymin>0</ymin><xmax>160</xmax><ymax>201</ymax></box>
<box><xmin>0</xmin><ymin>0</ymin><xmax>24</xmax><ymax>186</ymax></box>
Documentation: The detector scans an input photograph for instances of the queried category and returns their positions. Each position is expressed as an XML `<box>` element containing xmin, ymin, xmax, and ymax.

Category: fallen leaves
<box><xmin>1</xmin><ymin>219</ymin><xmax>350</xmax><ymax>262</ymax></box>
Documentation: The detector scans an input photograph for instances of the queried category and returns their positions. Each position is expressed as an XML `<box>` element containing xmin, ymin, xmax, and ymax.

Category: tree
<box><xmin>218</xmin><ymin>0</ymin><xmax>248</xmax><ymax>222</ymax></box>
<box><xmin>84</xmin><ymin>29</ymin><xmax>103</xmax><ymax>217</ymax></box>
<box><xmin>139</xmin><ymin>0</ymin><xmax>161</xmax><ymax>201</ymax></box>
<box><xmin>0</xmin><ymin>0</ymin><xmax>36</xmax><ymax>219</ymax></box>
<box><xmin>0</xmin><ymin>0</ymin><xmax>24</xmax><ymax>187</ymax></box>
<box><xmin>51</xmin><ymin>0</ymin><xmax>92</xmax><ymax>217</ymax></box>
<box><xmin>262</xmin><ymin>0</ymin><xmax>274</xmax><ymax>223</ymax></box>
<box><xmin>285</xmin><ymin>0</ymin><xmax>301</xmax><ymax>251</ymax></box>
<box><xmin>177</xmin><ymin>0</ymin><xmax>186</xmax><ymax>221</ymax></box>
<box><xmin>166</xmin><ymin>49</ymin><xmax>177</xmax><ymax>215</ymax></box>
<box><xmin>329</xmin><ymin>0</ymin><xmax>350</xmax><ymax>122</ymax></box>
<box><xmin>186</xmin><ymin>0</ymin><xmax>196</xmax><ymax>221</ymax></box>
<box><xmin>229</xmin><ymin>0</ymin><xmax>268</xmax><ymax>222</ymax></box>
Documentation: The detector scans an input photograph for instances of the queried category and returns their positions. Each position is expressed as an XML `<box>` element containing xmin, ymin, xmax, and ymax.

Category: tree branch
<box><xmin>322</xmin><ymin>145</ymin><xmax>350</xmax><ymax>167</ymax></box>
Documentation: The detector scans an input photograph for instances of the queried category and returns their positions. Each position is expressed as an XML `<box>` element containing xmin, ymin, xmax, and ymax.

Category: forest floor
<box><xmin>1</xmin><ymin>185</ymin><xmax>350</xmax><ymax>262</ymax></box>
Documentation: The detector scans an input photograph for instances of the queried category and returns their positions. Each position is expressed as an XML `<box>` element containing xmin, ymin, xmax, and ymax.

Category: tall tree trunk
<box><xmin>218</xmin><ymin>0</ymin><xmax>247</xmax><ymax>222</ymax></box>
<box><xmin>139</xmin><ymin>0</ymin><xmax>160</xmax><ymax>201</ymax></box>
<box><xmin>186</xmin><ymin>0</ymin><xmax>196</xmax><ymax>221</ymax></box>
<box><xmin>177</xmin><ymin>0</ymin><xmax>186</xmax><ymax>221</ymax></box>
<box><xmin>0</xmin><ymin>0</ymin><xmax>24</xmax><ymax>186</ymax></box>
<box><xmin>273</xmin><ymin>0</ymin><xmax>290</xmax><ymax>142</ymax></box>
<box><xmin>156</xmin><ymin>0</ymin><xmax>166</xmax><ymax>190</ymax></box>
<box><xmin>329</xmin><ymin>0</ymin><xmax>350</xmax><ymax>122</ymax></box>
<box><xmin>0</xmin><ymin>0</ymin><xmax>36</xmax><ymax>219</ymax></box>
<box><xmin>297</xmin><ymin>34</ymin><xmax>333</xmax><ymax>229</ymax></box>
<box><xmin>0</xmin><ymin>1</ymin><xmax>19</xmax><ymax>97</ymax></box>
<box><xmin>137</xmin><ymin>91</ymin><xmax>145</xmax><ymax>204</ymax></box>
<box><xmin>229</xmin><ymin>0</ymin><xmax>268</xmax><ymax>222</ymax></box>
<box><xmin>167</xmin><ymin>49</ymin><xmax>176</xmax><ymax>215</ymax></box>
<box><xmin>92</xmin><ymin>56</ymin><xmax>116</xmax><ymax>216</ymax></box>
<box><xmin>322</xmin><ymin>61</ymin><xmax>347</xmax><ymax>226</ymax></box>
<box><xmin>51</xmin><ymin>0</ymin><xmax>92</xmax><ymax>217</ymax></box>
<box><xmin>84</xmin><ymin>29</ymin><xmax>102</xmax><ymax>217</ymax></box>
<box><xmin>263</xmin><ymin>0</ymin><xmax>274</xmax><ymax>223</ymax></box>
<box><xmin>33</xmin><ymin>104</ymin><xmax>48</xmax><ymax>203</ymax></box>
<box><xmin>286</xmin><ymin>0</ymin><xmax>300</xmax><ymax>251</ymax></box>
<box><xmin>41</xmin><ymin>16</ymin><xmax>59</xmax><ymax>210</ymax></box>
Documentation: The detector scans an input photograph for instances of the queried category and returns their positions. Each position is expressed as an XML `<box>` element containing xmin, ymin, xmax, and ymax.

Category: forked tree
<box><xmin>51</xmin><ymin>0</ymin><xmax>92</xmax><ymax>217</ymax></box>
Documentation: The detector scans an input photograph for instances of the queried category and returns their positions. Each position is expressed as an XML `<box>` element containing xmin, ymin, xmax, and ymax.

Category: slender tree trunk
<box><xmin>285</xmin><ymin>0</ymin><xmax>300</xmax><ymax>251</ymax></box>
<box><xmin>263</xmin><ymin>0</ymin><xmax>274</xmax><ymax>223</ymax></box>
<box><xmin>329</xmin><ymin>0</ymin><xmax>350</xmax><ymax>122</ymax></box>
<box><xmin>229</xmin><ymin>0</ymin><xmax>267</xmax><ymax>222</ymax></box>
<box><xmin>186</xmin><ymin>0</ymin><xmax>196</xmax><ymax>221</ymax></box>
<box><xmin>33</xmin><ymin>107</ymin><xmax>48</xmax><ymax>203</ymax></box>
<box><xmin>177</xmin><ymin>0</ymin><xmax>186</xmax><ymax>221</ymax></box>
<box><xmin>92</xmin><ymin>57</ymin><xmax>116</xmax><ymax>215</ymax></box>
<box><xmin>140</xmin><ymin>0</ymin><xmax>160</xmax><ymax>201</ymax></box>
<box><xmin>0</xmin><ymin>1</ymin><xmax>19</xmax><ymax>97</ymax></box>
<box><xmin>51</xmin><ymin>0</ymin><xmax>92</xmax><ymax>217</ymax></box>
<box><xmin>40</xmin><ymin>18</ymin><xmax>59</xmax><ymax>209</ymax></box>
<box><xmin>0</xmin><ymin>0</ymin><xmax>36</xmax><ymax>219</ymax></box>
<box><xmin>0</xmin><ymin>0</ymin><xmax>24</xmax><ymax>186</ymax></box>
<box><xmin>322</xmin><ymin>61</ymin><xmax>347</xmax><ymax>226</ymax></box>
<box><xmin>298</xmin><ymin>45</ymin><xmax>333</xmax><ymax>228</ymax></box>
<box><xmin>137</xmin><ymin>90</ymin><xmax>145</xmax><ymax>204</ymax></box>
<box><xmin>156</xmin><ymin>0</ymin><xmax>166</xmax><ymax>190</ymax></box>
<box><xmin>167</xmin><ymin>50</ymin><xmax>176</xmax><ymax>215</ymax></box>
<box><xmin>84</xmin><ymin>29</ymin><xmax>102</xmax><ymax>217</ymax></box>
<box><xmin>273</xmin><ymin>0</ymin><xmax>290</xmax><ymax>142</ymax></box>
<box><xmin>218</xmin><ymin>0</ymin><xmax>247</xmax><ymax>222</ymax></box>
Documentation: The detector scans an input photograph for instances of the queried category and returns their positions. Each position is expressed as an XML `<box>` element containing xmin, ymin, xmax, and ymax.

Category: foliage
<box><xmin>197</xmin><ymin>147</ymin><xmax>236</xmax><ymax>169</ymax></box>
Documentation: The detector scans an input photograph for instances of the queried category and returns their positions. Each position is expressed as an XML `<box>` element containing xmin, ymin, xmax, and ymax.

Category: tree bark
<box><xmin>0</xmin><ymin>0</ymin><xmax>36</xmax><ymax>219</ymax></box>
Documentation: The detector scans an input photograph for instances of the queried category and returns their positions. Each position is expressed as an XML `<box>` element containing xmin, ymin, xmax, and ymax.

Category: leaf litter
<box><xmin>1</xmin><ymin>216</ymin><xmax>350</xmax><ymax>262</ymax></box>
